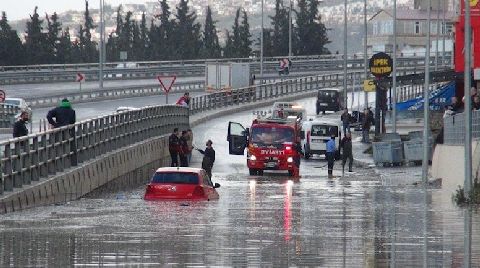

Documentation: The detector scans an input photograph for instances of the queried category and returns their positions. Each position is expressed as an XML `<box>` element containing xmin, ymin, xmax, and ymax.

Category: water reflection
<box><xmin>0</xmin><ymin>175</ymin><xmax>479</xmax><ymax>266</ymax></box>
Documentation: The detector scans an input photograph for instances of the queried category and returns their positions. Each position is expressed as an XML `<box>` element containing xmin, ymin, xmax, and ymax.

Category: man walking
<box><xmin>340</xmin><ymin>132</ymin><xmax>354</xmax><ymax>173</ymax></box>
<box><xmin>169</xmin><ymin>128</ymin><xmax>180</xmax><ymax>167</ymax></box>
<box><xmin>13</xmin><ymin>111</ymin><xmax>29</xmax><ymax>138</ymax></box>
<box><xmin>340</xmin><ymin>108</ymin><xmax>351</xmax><ymax>134</ymax></box>
<box><xmin>46</xmin><ymin>98</ymin><xmax>76</xmax><ymax>128</ymax></box>
<box><xmin>326</xmin><ymin>132</ymin><xmax>336</xmax><ymax>178</ymax></box>
<box><xmin>361</xmin><ymin>109</ymin><xmax>371</xmax><ymax>143</ymax></box>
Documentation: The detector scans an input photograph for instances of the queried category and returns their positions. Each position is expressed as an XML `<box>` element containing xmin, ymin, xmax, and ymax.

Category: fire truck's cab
<box><xmin>227</xmin><ymin>116</ymin><xmax>302</xmax><ymax>177</ymax></box>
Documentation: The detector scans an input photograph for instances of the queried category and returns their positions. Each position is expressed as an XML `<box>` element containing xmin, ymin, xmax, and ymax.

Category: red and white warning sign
<box><xmin>157</xmin><ymin>75</ymin><xmax>177</xmax><ymax>93</ymax></box>
<box><xmin>279</xmin><ymin>58</ymin><xmax>289</xmax><ymax>69</ymax></box>
<box><xmin>0</xmin><ymin>90</ymin><xmax>5</xmax><ymax>102</ymax></box>
<box><xmin>76</xmin><ymin>72</ymin><xmax>85</xmax><ymax>82</ymax></box>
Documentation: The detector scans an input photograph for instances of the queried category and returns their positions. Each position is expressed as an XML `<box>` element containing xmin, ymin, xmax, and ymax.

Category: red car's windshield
<box><xmin>251</xmin><ymin>126</ymin><xmax>294</xmax><ymax>145</ymax></box>
<box><xmin>151</xmin><ymin>172</ymin><xmax>198</xmax><ymax>184</ymax></box>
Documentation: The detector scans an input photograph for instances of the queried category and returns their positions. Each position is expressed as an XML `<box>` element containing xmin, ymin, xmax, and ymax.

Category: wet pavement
<box><xmin>1</xmin><ymin>97</ymin><xmax>479</xmax><ymax>267</ymax></box>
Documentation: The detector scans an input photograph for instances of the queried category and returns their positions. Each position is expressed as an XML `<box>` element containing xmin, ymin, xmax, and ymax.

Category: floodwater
<box><xmin>1</xmin><ymin>97</ymin><xmax>478</xmax><ymax>267</ymax></box>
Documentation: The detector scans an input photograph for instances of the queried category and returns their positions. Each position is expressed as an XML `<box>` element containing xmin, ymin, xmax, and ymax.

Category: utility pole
<box><xmin>392</xmin><ymin>0</ymin><xmax>397</xmax><ymax>133</ymax></box>
<box><xmin>435</xmin><ymin>0</ymin><xmax>440</xmax><ymax>71</ymax></box>
<box><xmin>99</xmin><ymin>0</ymin><xmax>104</xmax><ymax>90</ymax></box>
<box><xmin>442</xmin><ymin>0</ymin><xmax>446</xmax><ymax>66</ymax></box>
<box><xmin>464</xmin><ymin>0</ymin><xmax>472</xmax><ymax>200</ymax></box>
<box><xmin>422</xmin><ymin>0</ymin><xmax>432</xmax><ymax>183</ymax></box>
<box><xmin>288</xmin><ymin>0</ymin><xmax>292</xmax><ymax>58</ymax></box>
<box><xmin>343</xmin><ymin>0</ymin><xmax>348</xmax><ymax>107</ymax></box>
<box><xmin>363</xmin><ymin>0</ymin><xmax>368</xmax><ymax>108</ymax></box>
<box><xmin>260</xmin><ymin>0</ymin><xmax>264</xmax><ymax>80</ymax></box>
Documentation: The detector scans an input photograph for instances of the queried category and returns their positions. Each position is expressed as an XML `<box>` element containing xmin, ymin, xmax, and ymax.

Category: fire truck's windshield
<box><xmin>251</xmin><ymin>127</ymin><xmax>294</xmax><ymax>145</ymax></box>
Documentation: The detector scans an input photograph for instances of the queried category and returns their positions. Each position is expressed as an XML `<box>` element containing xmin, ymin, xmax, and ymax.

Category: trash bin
<box><xmin>373</xmin><ymin>141</ymin><xmax>404</xmax><ymax>166</ymax></box>
<box><xmin>403</xmin><ymin>139</ymin><xmax>433</xmax><ymax>164</ymax></box>
<box><xmin>380</xmin><ymin>132</ymin><xmax>401</xmax><ymax>142</ymax></box>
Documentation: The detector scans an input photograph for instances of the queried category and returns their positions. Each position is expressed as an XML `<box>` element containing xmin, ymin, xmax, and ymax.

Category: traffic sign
<box><xmin>157</xmin><ymin>76</ymin><xmax>177</xmax><ymax>93</ymax></box>
<box><xmin>76</xmin><ymin>72</ymin><xmax>85</xmax><ymax>82</ymax></box>
<box><xmin>0</xmin><ymin>90</ymin><xmax>5</xmax><ymax>102</ymax></box>
<box><xmin>369</xmin><ymin>52</ymin><xmax>393</xmax><ymax>77</ymax></box>
<box><xmin>363</xmin><ymin>79</ymin><xmax>376</xmax><ymax>92</ymax></box>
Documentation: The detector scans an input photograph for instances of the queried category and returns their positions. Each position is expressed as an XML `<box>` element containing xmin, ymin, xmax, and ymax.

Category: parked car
<box><xmin>3</xmin><ymin>98</ymin><xmax>32</xmax><ymax>119</ymax></box>
<box><xmin>144</xmin><ymin>167</ymin><xmax>220</xmax><ymax>201</ymax></box>
<box><xmin>115</xmin><ymin>106</ymin><xmax>140</xmax><ymax>113</ymax></box>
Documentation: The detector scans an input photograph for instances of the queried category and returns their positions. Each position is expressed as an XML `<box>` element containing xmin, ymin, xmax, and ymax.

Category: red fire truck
<box><xmin>227</xmin><ymin>116</ymin><xmax>302</xmax><ymax>177</ymax></box>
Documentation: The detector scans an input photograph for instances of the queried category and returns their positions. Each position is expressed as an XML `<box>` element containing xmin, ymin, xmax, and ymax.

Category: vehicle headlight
<box><xmin>250</xmin><ymin>155</ymin><xmax>257</xmax><ymax>161</ymax></box>
<box><xmin>287</xmin><ymin>157</ymin><xmax>293</xmax><ymax>163</ymax></box>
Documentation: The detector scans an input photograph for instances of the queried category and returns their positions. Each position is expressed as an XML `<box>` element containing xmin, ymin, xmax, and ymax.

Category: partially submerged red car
<box><xmin>144</xmin><ymin>167</ymin><xmax>220</xmax><ymax>201</ymax></box>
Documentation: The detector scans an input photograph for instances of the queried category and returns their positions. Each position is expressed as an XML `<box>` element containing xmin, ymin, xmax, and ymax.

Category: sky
<box><xmin>2</xmin><ymin>0</ymin><xmax>150</xmax><ymax>21</ymax></box>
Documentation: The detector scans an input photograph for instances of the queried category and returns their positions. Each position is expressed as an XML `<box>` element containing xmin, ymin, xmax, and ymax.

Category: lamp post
<box><xmin>392</xmin><ymin>0</ymin><xmax>397</xmax><ymax>133</ymax></box>
<box><xmin>464</xmin><ymin>0</ymin><xmax>473</xmax><ymax>201</ymax></box>
<box><xmin>260</xmin><ymin>0</ymin><xmax>264</xmax><ymax>79</ymax></box>
<box><xmin>288</xmin><ymin>0</ymin><xmax>292</xmax><ymax>58</ymax></box>
<box><xmin>99</xmin><ymin>0</ymin><xmax>105</xmax><ymax>90</ymax></box>
<box><xmin>363</xmin><ymin>0</ymin><xmax>368</xmax><ymax>108</ymax></box>
<box><xmin>422</xmin><ymin>0</ymin><xmax>432</xmax><ymax>183</ymax></box>
<box><xmin>343</xmin><ymin>0</ymin><xmax>348</xmax><ymax>107</ymax></box>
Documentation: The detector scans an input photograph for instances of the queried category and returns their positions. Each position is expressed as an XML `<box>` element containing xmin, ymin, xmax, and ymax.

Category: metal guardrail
<box><xmin>0</xmin><ymin>105</ymin><xmax>189</xmax><ymax>195</ymax></box>
<box><xmin>1</xmin><ymin>52</ymin><xmax>448</xmax><ymax>72</ymax></box>
<box><xmin>25</xmin><ymin>80</ymin><xmax>205</xmax><ymax>108</ymax></box>
<box><xmin>0</xmin><ymin>54</ymin><xmax>453</xmax><ymax>85</ymax></box>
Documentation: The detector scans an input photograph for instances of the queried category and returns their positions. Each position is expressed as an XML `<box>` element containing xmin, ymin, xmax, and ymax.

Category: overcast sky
<box><xmin>2</xmin><ymin>0</ymin><xmax>150</xmax><ymax>21</ymax></box>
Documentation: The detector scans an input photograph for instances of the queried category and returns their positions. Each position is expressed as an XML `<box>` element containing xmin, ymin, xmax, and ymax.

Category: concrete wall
<box><xmin>0</xmin><ymin>135</ymin><xmax>171</xmax><ymax>214</ymax></box>
<box><xmin>431</xmin><ymin>141</ymin><xmax>480</xmax><ymax>191</ymax></box>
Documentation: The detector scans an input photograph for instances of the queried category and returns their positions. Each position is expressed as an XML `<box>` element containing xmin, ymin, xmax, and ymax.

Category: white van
<box><xmin>301</xmin><ymin>118</ymin><xmax>342</xmax><ymax>159</ymax></box>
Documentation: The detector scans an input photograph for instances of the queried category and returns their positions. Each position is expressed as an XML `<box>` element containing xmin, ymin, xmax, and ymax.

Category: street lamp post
<box><xmin>442</xmin><ymin>0</ymin><xmax>446</xmax><ymax>65</ymax></box>
<box><xmin>363</xmin><ymin>0</ymin><xmax>368</xmax><ymax>108</ymax></box>
<box><xmin>260</xmin><ymin>0</ymin><xmax>264</xmax><ymax>80</ymax></box>
<box><xmin>464</xmin><ymin>0</ymin><xmax>473</xmax><ymax>200</ymax></box>
<box><xmin>99</xmin><ymin>0</ymin><xmax>105</xmax><ymax>90</ymax></box>
<box><xmin>288</xmin><ymin>0</ymin><xmax>292</xmax><ymax>58</ymax></box>
<box><xmin>435</xmin><ymin>0</ymin><xmax>440</xmax><ymax>71</ymax></box>
<box><xmin>422</xmin><ymin>0</ymin><xmax>432</xmax><ymax>183</ymax></box>
<box><xmin>343</xmin><ymin>0</ymin><xmax>348</xmax><ymax>107</ymax></box>
<box><xmin>392</xmin><ymin>0</ymin><xmax>397</xmax><ymax>133</ymax></box>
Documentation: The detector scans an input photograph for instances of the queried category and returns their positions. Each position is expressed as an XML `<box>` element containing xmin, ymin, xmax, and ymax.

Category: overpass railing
<box><xmin>0</xmin><ymin>106</ymin><xmax>189</xmax><ymax>195</ymax></box>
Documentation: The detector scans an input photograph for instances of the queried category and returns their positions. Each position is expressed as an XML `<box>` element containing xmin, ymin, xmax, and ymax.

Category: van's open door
<box><xmin>227</xmin><ymin>122</ymin><xmax>248</xmax><ymax>155</ymax></box>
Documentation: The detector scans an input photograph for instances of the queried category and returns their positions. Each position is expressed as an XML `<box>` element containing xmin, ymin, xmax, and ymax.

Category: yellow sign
<box><xmin>363</xmin><ymin>79</ymin><xmax>376</xmax><ymax>92</ymax></box>
<box><xmin>471</xmin><ymin>0</ymin><xmax>479</xmax><ymax>7</ymax></box>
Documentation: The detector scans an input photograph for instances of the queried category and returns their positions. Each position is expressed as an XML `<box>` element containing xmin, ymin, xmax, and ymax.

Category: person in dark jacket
<box><xmin>197</xmin><ymin>140</ymin><xmax>215</xmax><ymax>179</ymax></box>
<box><xmin>361</xmin><ymin>109</ymin><xmax>371</xmax><ymax>143</ymax></box>
<box><xmin>13</xmin><ymin>111</ymin><xmax>29</xmax><ymax>138</ymax></box>
<box><xmin>46</xmin><ymin>98</ymin><xmax>76</xmax><ymax>128</ymax></box>
<box><xmin>169</xmin><ymin>128</ymin><xmax>180</xmax><ymax>167</ymax></box>
<box><xmin>179</xmin><ymin>130</ymin><xmax>189</xmax><ymax>167</ymax></box>
<box><xmin>340</xmin><ymin>132</ymin><xmax>353</xmax><ymax>173</ymax></box>
<box><xmin>340</xmin><ymin>108</ymin><xmax>351</xmax><ymax>134</ymax></box>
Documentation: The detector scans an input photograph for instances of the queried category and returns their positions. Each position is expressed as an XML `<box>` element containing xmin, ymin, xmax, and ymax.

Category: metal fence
<box><xmin>0</xmin><ymin>105</ymin><xmax>189</xmax><ymax>195</ymax></box>
<box><xmin>444</xmin><ymin>112</ymin><xmax>468</xmax><ymax>145</ymax></box>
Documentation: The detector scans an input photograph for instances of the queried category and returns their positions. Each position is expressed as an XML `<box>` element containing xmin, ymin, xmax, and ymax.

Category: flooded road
<box><xmin>1</xmin><ymin>98</ymin><xmax>479</xmax><ymax>267</ymax></box>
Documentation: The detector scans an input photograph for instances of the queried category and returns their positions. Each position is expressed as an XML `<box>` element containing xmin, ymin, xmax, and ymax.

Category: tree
<box><xmin>56</xmin><ymin>28</ymin><xmax>73</xmax><ymax>63</ymax></box>
<box><xmin>174</xmin><ymin>0</ymin><xmax>201</xmax><ymax>59</ymax></box>
<box><xmin>138</xmin><ymin>12</ymin><xmax>149</xmax><ymax>60</ymax></box>
<box><xmin>119</xmin><ymin>11</ymin><xmax>133</xmax><ymax>59</ymax></box>
<box><xmin>294</xmin><ymin>0</ymin><xmax>330</xmax><ymax>55</ymax></box>
<box><xmin>239</xmin><ymin>10</ymin><xmax>252</xmax><ymax>57</ymax></box>
<box><xmin>223</xmin><ymin>30</ymin><xmax>234</xmax><ymax>58</ymax></box>
<box><xmin>79</xmin><ymin>0</ymin><xmax>98</xmax><ymax>62</ymax></box>
<box><xmin>0</xmin><ymin>12</ymin><xmax>25</xmax><ymax>65</ymax></box>
<box><xmin>151</xmin><ymin>0</ymin><xmax>175</xmax><ymax>60</ymax></box>
<box><xmin>25</xmin><ymin>7</ymin><xmax>50</xmax><ymax>64</ymax></box>
<box><xmin>270</xmin><ymin>0</ymin><xmax>289</xmax><ymax>56</ymax></box>
<box><xmin>201</xmin><ymin>6</ymin><xmax>221</xmax><ymax>59</ymax></box>
<box><xmin>46</xmin><ymin>12</ymin><xmax>62</xmax><ymax>63</ymax></box>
